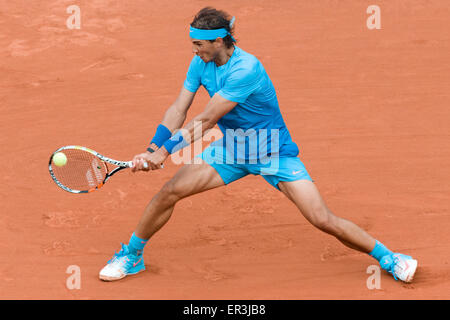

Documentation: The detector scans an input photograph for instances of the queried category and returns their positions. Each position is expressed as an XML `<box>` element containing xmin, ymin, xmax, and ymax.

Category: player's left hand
<box><xmin>131</xmin><ymin>147</ymin><xmax>168</xmax><ymax>172</ymax></box>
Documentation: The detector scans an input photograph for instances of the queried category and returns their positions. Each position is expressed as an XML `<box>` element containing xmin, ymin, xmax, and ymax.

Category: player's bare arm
<box><xmin>132</xmin><ymin>87</ymin><xmax>196</xmax><ymax>171</ymax></box>
<box><xmin>161</xmin><ymin>87</ymin><xmax>197</xmax><ymax>132</ymax></box>
<box><xmin>133</xmin><ymin>93</ymin><xmax>237</xmax><ymax>171</ymax></box>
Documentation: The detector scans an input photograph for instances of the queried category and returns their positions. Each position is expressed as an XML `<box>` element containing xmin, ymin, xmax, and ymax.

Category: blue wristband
<box><xmin>150</xmin><ymin>124</ymin><xmax>172</xmax><ymax>148</ymax></box>
<box><xmin>163</xmin><ymin>130</ymin><xmax>190</xmax><ymax>154</ymax></box>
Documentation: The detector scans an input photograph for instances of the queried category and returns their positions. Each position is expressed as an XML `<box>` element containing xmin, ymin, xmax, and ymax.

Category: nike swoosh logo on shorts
<box><xmin>292</xmin><ymin>170</ymin><xmax>302</xmax><ymax>175</ymax></box>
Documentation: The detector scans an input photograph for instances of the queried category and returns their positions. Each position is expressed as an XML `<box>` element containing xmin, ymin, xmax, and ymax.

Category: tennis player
<box><xmin>99</xmin><ymin>7</ymin><xmax>418</xmax><ymax>283</ymax></box>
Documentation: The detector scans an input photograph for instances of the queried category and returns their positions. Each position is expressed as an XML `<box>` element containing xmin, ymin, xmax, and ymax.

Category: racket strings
<box><xmin>50</xmin><ymin>149</ymin><xmax>108</xmax><ymax>191</ymax></box>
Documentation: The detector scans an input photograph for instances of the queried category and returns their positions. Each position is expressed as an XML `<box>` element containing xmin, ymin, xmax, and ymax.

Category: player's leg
<box><xmin>259</xmin><ymin>156</ymin><xmax>417</xmax><ymax>282</ymax></box>
<box><xmin>134</xmin><ymin>160</ymin><xmax>225</xmax><ymax>240</ymax></box>
<box><xmin>100</xmin><ymin>144</ymin><xmax>249</xmax><ymax>281</ymax></box>
<box><xmin>278</xmin><ymin>179</ymin><xmax>376</xmax><ymax>253</ymax></box>
<box><xmin>99</xmin><ymin>160</ymin><xmax>226</xmax><ymax>281</ymax></box>
<box><xmin>278</xmin><ymin>179</ymin><xmax>418</xmax><ymax>282</ymax></box>
<box><xmin>134</xmin><ymin>143</ymin><xmax>249</xmax><ymax>240</ymax></box>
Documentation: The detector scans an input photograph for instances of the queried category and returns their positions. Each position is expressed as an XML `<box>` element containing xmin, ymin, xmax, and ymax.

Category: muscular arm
<box><xmin>136</xmin><ymin>93</ymin><xmax>237</xmax><ymax>170</ymax></box>
<box><xmin>147</xmin><ymin>87</ymin><xmax>196</xmax><ymax>151</ymax></box>
<box><xmin>163</xmin><ymin>93</ymin><xmax>237</xmax><ymax>152</ymax></box>
<box><xmin>161</xmin><ymin>87</ymin><xmax>196</xmax><ymax>132</ymax></box>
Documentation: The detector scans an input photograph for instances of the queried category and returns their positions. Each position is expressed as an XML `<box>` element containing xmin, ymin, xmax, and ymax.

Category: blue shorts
<box><xmin>196</xmin><ymin>145</ymin><xmax>313</xmax><ymax>191</ymax></box>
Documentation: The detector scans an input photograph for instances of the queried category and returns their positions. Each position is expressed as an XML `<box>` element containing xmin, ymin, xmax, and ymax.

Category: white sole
<box><xmin>99</xmin><ymin>268</ymin><xmax>145</xmax><ymax>282</ymax></box>
<box><xmin>99</xmin><ymin>273</ymin><xmax>126</xmax><ymax>282</ymax></box>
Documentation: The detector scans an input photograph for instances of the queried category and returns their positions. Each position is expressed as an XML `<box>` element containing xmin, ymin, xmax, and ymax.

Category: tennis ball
<box><xmin>53</xmin><ymin>152</ymin><xmax>67</xmax><ymax>167</ymax></box>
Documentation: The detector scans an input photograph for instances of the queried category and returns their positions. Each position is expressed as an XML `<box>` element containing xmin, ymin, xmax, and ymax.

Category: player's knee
<box><xmin>310</xmin><ymin>207</ymin><xmax>335</xmax><ymax>233</ymax></box>
<box><xmin>158</xmin><ymin>180</ymin><xmax>184</xmax><ymax>204</ymax></box>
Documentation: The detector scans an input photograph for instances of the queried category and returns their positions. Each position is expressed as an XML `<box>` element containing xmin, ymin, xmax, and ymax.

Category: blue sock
<box><xmin>369</xmin><ymin>240</ymin><xmax>393</xmax><ymax>262</ymax></box>
<box><xmin>128</xmin><ymin>232</ymin><xmax>148</xmax><ymax>256</ymax></box>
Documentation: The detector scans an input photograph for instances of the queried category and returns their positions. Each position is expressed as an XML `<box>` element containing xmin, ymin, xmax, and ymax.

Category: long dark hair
<box><xmin>191</xmin><ymin>7</ymin><xmax>236</xmax><ymax>48</ymax></box>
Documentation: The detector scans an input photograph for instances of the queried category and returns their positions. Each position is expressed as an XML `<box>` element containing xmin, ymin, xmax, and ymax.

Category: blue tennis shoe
<box><xmin>380</xmin><ymin>253</ymin><xmax>418</xmax><ymax>283</ymax></box>
<box><xmin>99</xmin><ymin>243</ymin><xmax>145</xmax><ymax>281</ymax></box>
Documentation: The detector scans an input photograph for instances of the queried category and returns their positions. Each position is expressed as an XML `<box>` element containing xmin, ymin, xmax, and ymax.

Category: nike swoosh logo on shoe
<box><xmin>133</xmin><ymin>258</ymin><xmax>142</xmax><ymax>267</ymax></box>
<box><xmin>404</xmin><ymin>259</ymin><xmax>409</xmax><ymax>271</ymax></box>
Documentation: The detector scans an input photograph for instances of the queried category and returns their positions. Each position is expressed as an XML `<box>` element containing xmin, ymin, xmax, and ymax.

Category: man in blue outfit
<box><xmin>99</xmin><ymin>7</ymin><xmax>417</xmax><ymax>283</ymax></box>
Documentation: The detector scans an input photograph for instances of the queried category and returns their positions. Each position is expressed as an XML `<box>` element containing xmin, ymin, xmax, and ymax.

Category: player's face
<box><xmin>191</xmin><ymin>39</ymin><xmax>219</xmax><ymax>62</ymax></box>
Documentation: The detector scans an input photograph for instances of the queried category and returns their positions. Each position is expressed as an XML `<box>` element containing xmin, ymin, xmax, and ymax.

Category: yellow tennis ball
<box><xmin>53</xmin><ymin>152</ymin><xmax>67</xmax><ymax>167</ymax></box>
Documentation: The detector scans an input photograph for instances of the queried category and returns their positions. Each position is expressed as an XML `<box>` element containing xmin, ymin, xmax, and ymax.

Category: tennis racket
<box><xmin>48</xmin><ymin>145</ymin><xmax>149</xmax><ymax>194</ymax></box>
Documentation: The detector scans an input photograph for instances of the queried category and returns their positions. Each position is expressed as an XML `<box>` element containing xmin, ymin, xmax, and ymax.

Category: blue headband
<box><xmin>189</xmin><ymin>17</ymin><xmax>236</xmax><ymax>41</ymax></box>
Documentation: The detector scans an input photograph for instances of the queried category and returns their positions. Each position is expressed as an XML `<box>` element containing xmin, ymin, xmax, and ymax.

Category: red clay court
<box><xmin>0</xmin><ymin>0</ymin><xmax>449</xmax><ymax>299</ymax></box>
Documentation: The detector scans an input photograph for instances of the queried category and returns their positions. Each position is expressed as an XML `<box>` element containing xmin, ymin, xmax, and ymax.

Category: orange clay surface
<box><xmin>1</xmin><ymin>0</ymin><xmax>449</xmax><ymax>299</ymax></box>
